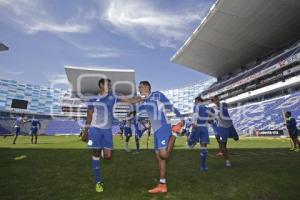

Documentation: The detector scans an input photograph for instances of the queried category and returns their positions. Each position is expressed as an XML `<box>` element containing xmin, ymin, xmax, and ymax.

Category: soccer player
<box><xmin>211</xmin><ymin>96</ymin><xmax>239</xmax><ymax>167</ymax></box>
<box><xmin>144</xmin><ymin>120</ymin><xmax>152</xmax><ymax>149</ymax></box>
<box><xmin>188</xmin><ymin>96</ymin><xmax>210</xmax><ymax>171</ymax></box>
<box><xmin>124</xmin><ymin>112</ymin><xmax>134</xmax><ymax>152</ymax></box>
<box><xmin>118</xmin><ymin>120</ymin><xmax>125</xmax><ymax>140</ymax></box>
<box><xmin>29</xmin><ymin>116</ymin><xmax>41</xmax><ymax>144</ymax></box>
<box><xmin>137</xmin><ymin>81</ymin><xmax>181</xmax><ymax>194</ymax></box>
<box><xmin>132</xmin><ymin>111</ymin><xmax>143</xmax><ymax>153</ymax></box>
<box><xmin>81</xmin><ymin>78</ymin><xmax>143</xmax><ymax>193</ymax></box>
<box><xmin>285</xmin><ymin>111</ymin><xmax>300</xmax><ymax>151</ymax></box>
<box><xmin>12</xmin><ymin>113</ymin><xmax>26</xmax><ymax>144</ymax></box>
<box><xmin>209</xmin><ymin>107</ymin><xmax>223</xmax><ymax>156</ymax></box>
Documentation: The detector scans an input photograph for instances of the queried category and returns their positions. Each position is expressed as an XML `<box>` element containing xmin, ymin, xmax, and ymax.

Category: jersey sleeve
<box><xmin>157</xmin><ymin>92</ymin><xmax>182</xmax><ymax>117</ymax></box>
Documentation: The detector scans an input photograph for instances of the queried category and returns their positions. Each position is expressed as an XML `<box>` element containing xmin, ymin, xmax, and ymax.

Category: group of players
<box><xmin>10</xmin><ymin>114</ymin><xmax>41</xmax><ymax>144</ymax></box>
<box><xmin>8</xmin><ymin>78</ymin><xmax>299</xmax><ymax>194</ymax></box>
<box><xmin>117</xmin><ymin>112</ymin><xmax>152</xmax><ymax>152</ymax></box>
<box><xmin>80</xmin><ymin>78</ymin><xmax>242</xmax><ymax>193</ymax></box>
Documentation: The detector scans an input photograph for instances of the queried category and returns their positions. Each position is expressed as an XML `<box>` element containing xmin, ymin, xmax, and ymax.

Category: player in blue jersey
<box><xmin>12</xmin><ymin>113</ymin><xmax>26</xmax><ymax>144</ymax></box>
<box><xmin>131</xmin><ymin>111</ymin><xmax>144</xmax><ymax>153</ymax></box>
<box><xmin>28</xmin><ymin>116</ymin><xmax>41</xmax><ymax>144</ymax></box>
<box><xmin>124</xmin><ymin>112</ymin><xmax>134</xmax><ymax>152</ymax></box>
<box><xmin>137</xmin><ymin>81</ymin><xmax>181</xmax><ymax>194</ymax></box>
<box><xmin>81</xmin><ymin>78</ymin><xmax>143</xmax><ymax>193</ymax></box>
<box><xmin>212</xmin><ymin>96</ymin><xmax>239</xmax><ymax>167</ymax></box>
<box><xmin>188</xmin><ymin>96</ymin><xmax>211</xmax><ymax>171</ymax></box>
<box><xmin>285</xmin><ymin>111</ymin><xmax>300</xmax><ymax>151</ymax></box>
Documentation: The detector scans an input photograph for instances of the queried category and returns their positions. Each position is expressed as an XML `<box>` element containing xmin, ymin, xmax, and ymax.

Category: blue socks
<box><xmin>92</xmin><ymin>156</ymin><xmax>102</xmax><ymax>183</ymax></box>
<box><xmin>200</xmin><ymin>147</ymin><xmax>208</xmax><ymax>170</ymax></box>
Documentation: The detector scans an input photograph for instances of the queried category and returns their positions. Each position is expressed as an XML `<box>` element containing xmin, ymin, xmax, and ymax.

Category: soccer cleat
<box><xmin>148</xmin><ymin>184</ymin><xmax>168</xmax><ymax>194</ymax></box>
<box><xmin>95</xmin><ymin>182</ymin><xmax>104</xmax><ymax>193</ymax></box>
<box><xmin>200</xmin><ymin>166</ymin><xmax>208</xmax><ymax>171</ymax></box>
<box><xmin>294</xmin><ymin>148</ymin><xmax>300</xmax><ymax>152</ymax></box>
<box><xmin>290</xmin><ymin>148</ymin><xmax>296</xmax><ymax>151</ymax></box>
<box><xmin>225</xmin><ymin>160</ymin><xmax>231</xmax><ymax>167</ymax></box>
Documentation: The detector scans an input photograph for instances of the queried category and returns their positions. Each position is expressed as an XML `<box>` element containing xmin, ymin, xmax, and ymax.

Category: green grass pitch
<box><xmin>0</xmin><ymin>135</ymin><xmax>299</xmax><ymax>200</ymax></box>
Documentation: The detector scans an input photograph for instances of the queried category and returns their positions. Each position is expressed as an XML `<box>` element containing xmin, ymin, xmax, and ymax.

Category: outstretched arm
<box><xmin>119</xmin><ymin>96</ymin><xmax>144</xmax><ymax>104</ymax></box>
<box><xmin>159</xmin><ymin>92</ymin><xmax>182</xmax><ymax>118</ymax></box>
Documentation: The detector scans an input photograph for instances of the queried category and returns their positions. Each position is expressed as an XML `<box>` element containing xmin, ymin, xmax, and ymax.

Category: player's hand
<box><xmin>81</xmin><ymin>129</ymin><xmax>89</xmax><ymax>143</ymax></box>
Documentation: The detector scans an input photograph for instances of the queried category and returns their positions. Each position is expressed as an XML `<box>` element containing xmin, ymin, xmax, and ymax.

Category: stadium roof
<box><xmin>171</xmin><ymin>0</ymin><xmax>300</xmax><ymax>78</ymax></box>
<box><xmin>0</xmin><ymin>43</ymin><xmax>9</xmax><ymax>51</ymax></box>
<box><xmin>64</xmin><ymin>66</ymin><xmax>136</xmax><ymax>96</ymax></box>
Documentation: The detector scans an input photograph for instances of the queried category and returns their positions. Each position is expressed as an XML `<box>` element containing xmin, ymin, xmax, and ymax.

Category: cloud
<box><xmin>56</xmin><ymin>34</ymin><xmax>123</xmax><ymax>59</ymax></box>
<box><xmin>0</xmin><ymin>0</ymin><xmax>92</xmax><ymax>34</ymax></box>
<box><xmin>100</xmin><ymin>0</ymin><xmax>211</xmax><ymax>49</ymax></box>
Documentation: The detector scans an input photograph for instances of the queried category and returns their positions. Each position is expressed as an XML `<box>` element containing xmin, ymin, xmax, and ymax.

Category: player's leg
<box><xmin>87</xmin><ymin>128</ymin><xmax>104</xmax><ymax>192</ymax></box>
<box><xmin>146</xmin><ymin>130</ymin><xmax>150</xmax><ymax>149</ymax></box>
<box><xmin>124</xmin><ymin>128</ymin><xmax>131</xmax><ymax>152</ymax></box>
<box><xmin>219</xmin><ymin>127</ymin><xmax>231</xmax><ymax>167</ymax></box>
<box><xmin>215</xmin><ymin>134</ymin><xmax>223</xmax><ymax>156</ymax></box>
<box><xmin>31</xmin><ymin>130</ymin><xmax>34</xmax><ymax>144</ymax></box>
<box><xmin>291</xmin><ymin>134</ymin><xmax>300</xmax><ymax>151</ymax></box>
<box><xmin>200</xmin><ymin>127</ymin><xmax>209</xmax><ymax>171</ymax></box>
<box><xmin>290</xmin><ymin>132</ymin><xmax>297</xmax><ymax>150</ymax></box>
<box><xmin>34</xmin><ymin>132</ymin><xmax>38</xmax><ymax>144</ymax></box>
<box><xmin>102</xmin><ymin>130</ymin><xmax>113</xmax><ymax>159</ymax></box>
<box><xmin>167</xmin><ymin>134</ymin><xmax>176</xmax><ymax>153</ymax></box>
<box><xmin>13</xmin><ymin>127</ymin><xmax>20</xmax><ymax>144</ymax></box>
<box><xmin>148</xmin><ymin>151</ymin><xmax>168</xmax><ymax>193</ymax></box>
<box><xmin>135</xmin><ymin>135</ymin><xmax>140</xmax><ymax>152</ymax></box>
<box><xmin>148</xmin><ymin>131</ymin><xmax>169</xmax><ymax>194</ymax></box>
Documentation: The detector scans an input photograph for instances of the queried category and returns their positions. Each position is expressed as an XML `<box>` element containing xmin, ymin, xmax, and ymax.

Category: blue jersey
<box><xmin>216</xmin><ymin>103</ymin><xmax>233</xmax><ymax>128</ymax></box>
<box><xmin>87</xmin><ymin>93</ymin><xmax>117</xmax><ymax>129</ymax></box>
<box><xmin>138</xmin><ymin>91</ymin><xmax>181</xmax><ymax>133</ymax></box>
<box><xmin>15</xmin><ymin>117</ymin><xmax>22</xmax><ymax>127</ymax></box>
<box><xmin>192</xmin><ymin>103</ymin><xmax>210</xmax><ymax>127</ymax></box>
<box><xmin>286</xmin><ymin>117</ymin><xmax>297</xmax><ymax>132</ymax></box>
<box><xmin>30</xmin><ymin>119</ymin><xmax>41</xmax><ymax>128</ymax></box>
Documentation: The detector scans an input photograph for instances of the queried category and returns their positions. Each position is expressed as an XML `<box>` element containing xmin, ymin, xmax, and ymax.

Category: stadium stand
<box><xmin>229</xmin><ymin>92</ymin><xmax>300</xmax><ymax>135</ymax></box>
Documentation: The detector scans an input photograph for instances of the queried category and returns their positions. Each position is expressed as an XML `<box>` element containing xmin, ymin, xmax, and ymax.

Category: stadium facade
<box><xmin>171</xmin><ymin>0</ymin><xmax>300</xmax><ymax>135</ymax></box>
<box><xmin>1</xmin><ymin>0</ymin><xmax>300</xmax><ymax>136</ymax></box>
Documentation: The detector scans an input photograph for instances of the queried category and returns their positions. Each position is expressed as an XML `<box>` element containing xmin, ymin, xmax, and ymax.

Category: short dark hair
<box><xmin>98</xmin><ymin>78</ymin><xmax>111</xmax><ymax>88</ymax></box>
<box><xmin>285</xmin><ymin>111</ymin><xmax>292</xmax><ymax>117</ymax></box>
<box><xmin>139</xmin><ymin>81</ymin><xmax>151</xmax><ymax>90</ymax></box>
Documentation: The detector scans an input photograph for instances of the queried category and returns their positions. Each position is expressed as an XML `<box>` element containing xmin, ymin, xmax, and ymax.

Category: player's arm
<box><xmin>119</xmin><ymin>96</ymin><xmax>144</xmax><ymax>104</ymax></box>
<box><xmin>38</xmin><ymin>121</ymin><xmax>41</xmax><ymax>129</ymax></box>
<box><xmin>82</xmin><ymin>100</ymin><xmax>94</xmax><ymax>142</ymax></box>
<box><xmin>191</xmin><ymin>106</ymin><xmax>198</xmax><ymax>128</ymax></box>
<box><xmin>159</xmin><ymin>92</ymin><xmax>182</xmax><ymax>118</ymax></box>
<box><xmin>82</xmin><ymin>110</ymin><xmax>93</xmax><ymax>142</ymax></box>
